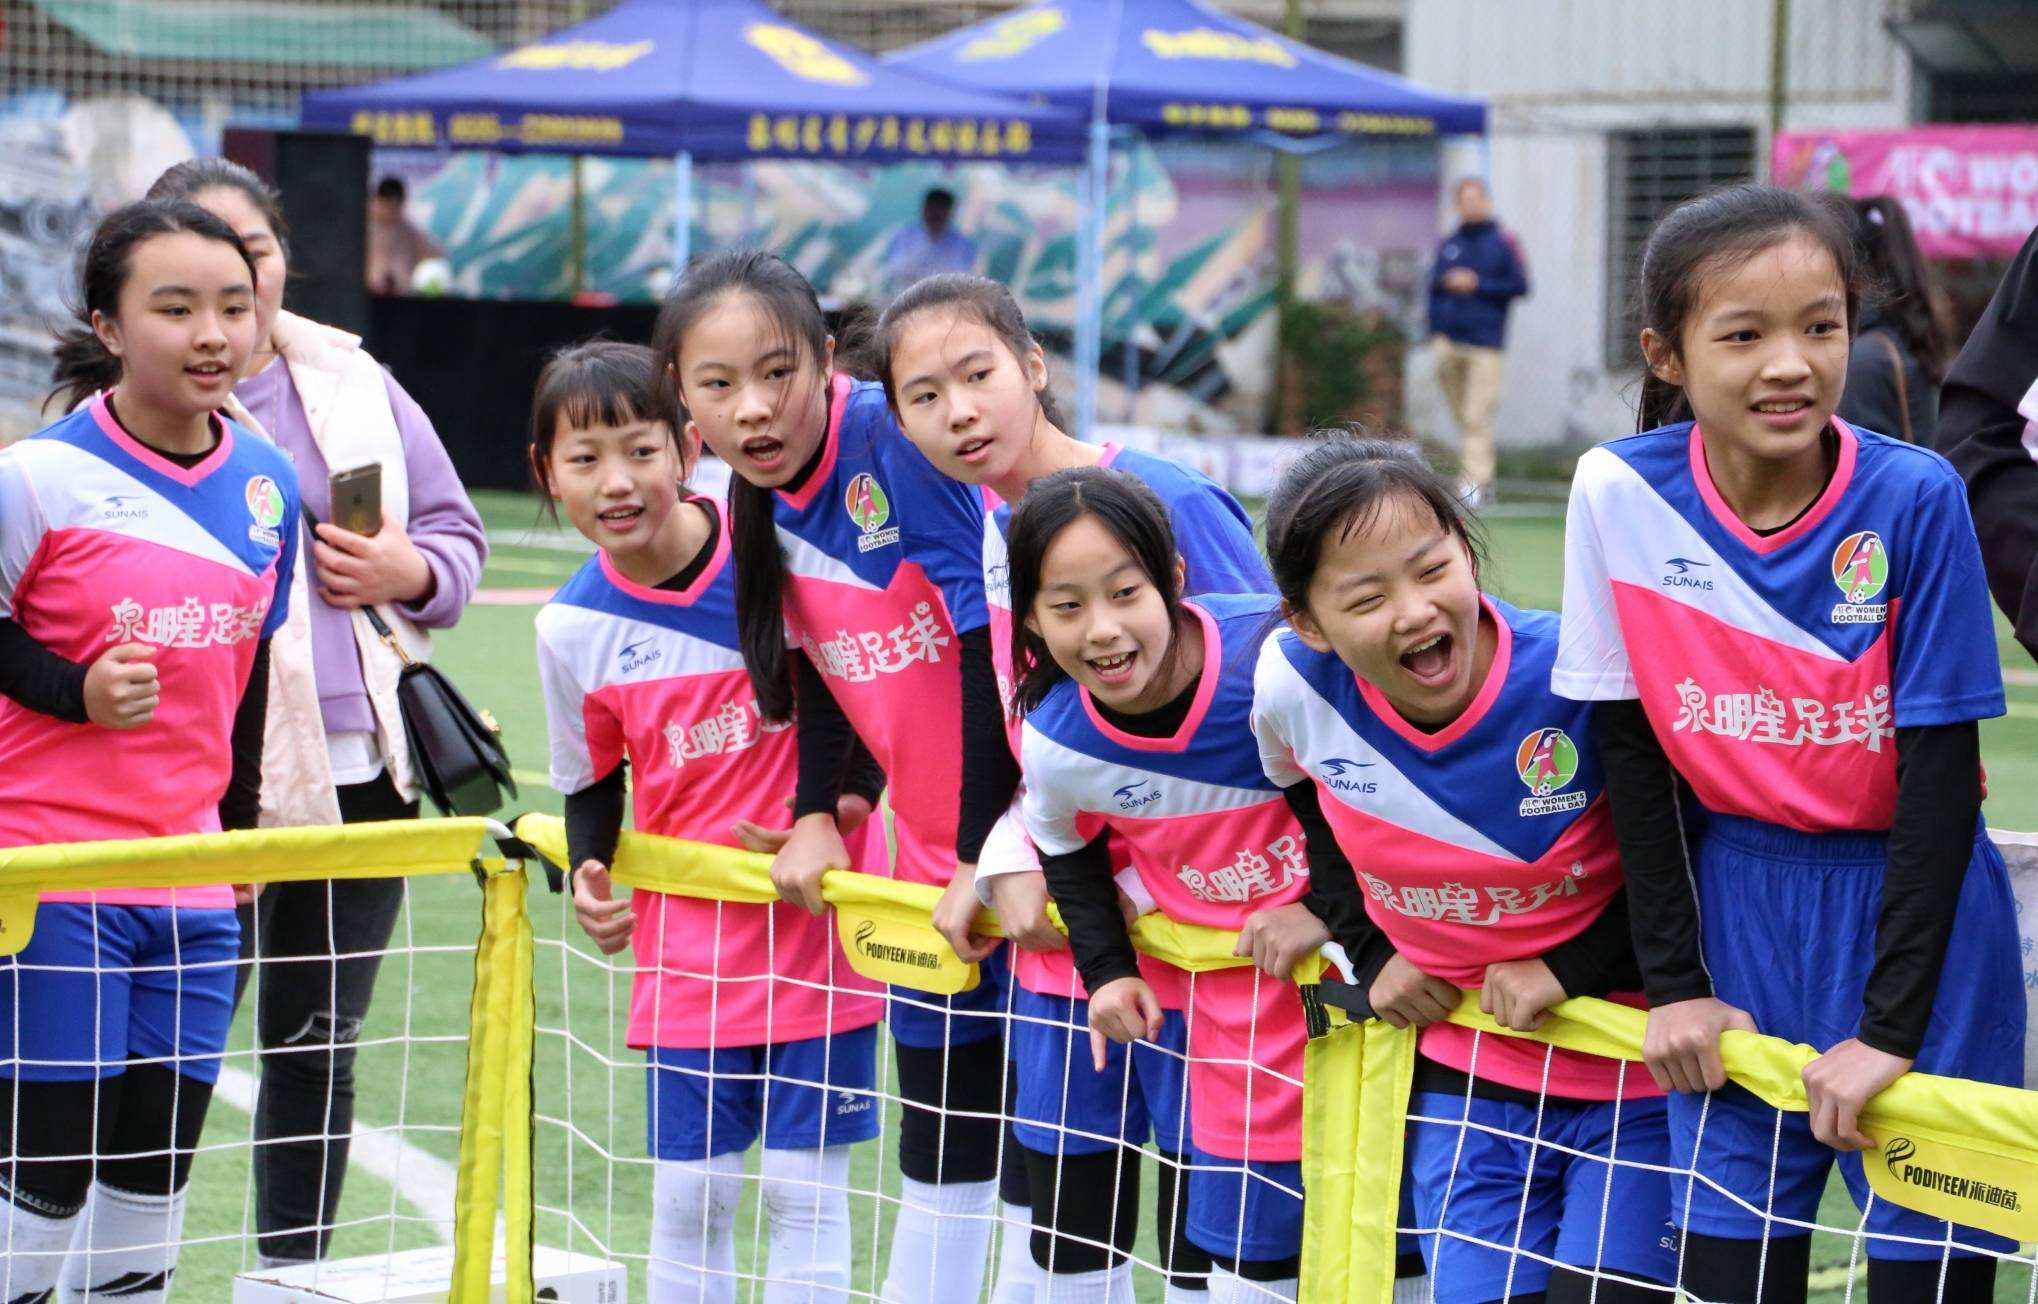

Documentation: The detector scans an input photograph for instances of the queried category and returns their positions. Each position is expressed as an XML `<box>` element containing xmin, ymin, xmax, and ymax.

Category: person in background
<box><xmin>1935</xmin><ymin>221</ymin><xmax>2038</xmax><ymax>665</ymax></box>
<box><xmin>882</xmin><ymin>187</ymin><xmax>977</xmax><ymax>301</ymax></box>
<box><xmin>365</xmin><ymin>176</ymin><xmax>441</xmax><ymax>296</ymax></box>
<box><xmin>1427</xmin><ymin>176</ymin><xmax>1529</xmax><ymax>508</ymax></box>
<box><xmin>1839</xmin><ymin>196</ymin><xmax>1950</xmax><ymax>445</ymax></box>
<box><xmin>147</xmin><ymin>157</ymin><xmax>487</xmax><ymax>1269</ymax></box>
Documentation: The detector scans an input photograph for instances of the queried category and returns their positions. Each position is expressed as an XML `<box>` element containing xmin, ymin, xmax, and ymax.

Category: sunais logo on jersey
<box><xmin>1114</xmin><ymin>779</ymin><xmax>1163</xmax><ymax>811</ymax></box>
<box><xmin>1830</xmin><ymin>531</ymin><xmax>1889</xmax><ymax>624</ymax></box>
<box><xmin>845</xmin><ymin>473</ymin><xmax>900</xmax><ymax>553</ymax></box>
<box><xmin>746</xmin><ymin>23</ymin><xmax>867</xmax><ymax>86</ymax></box>
<box><xmin>100</xmin><ymin>494</ymin><xmax>148</xmax><ymax>523</ymax></box>
<box><xmin>245</xmin><ymin>475</ymin><xmax>285</xmax><ymax>546</ymax></box>
<box><xmin>618</xmin><ymin>636</ymin><xmax>662</xmax><ymax>674</ymax></box>
<box><xmin>1661</xmin><ymin>557</ymin><xmax>1714</xmax><ymax>591</ymax></box>
<box><xmin>1320</xmin><ymin>757</ymin><xmax>1377</xmax><ymax>795</ymax></box>
<box><xmin>1516</xmin><ymin>728</ymin><xmax>1588</xmax><ymax>816</ymax></box>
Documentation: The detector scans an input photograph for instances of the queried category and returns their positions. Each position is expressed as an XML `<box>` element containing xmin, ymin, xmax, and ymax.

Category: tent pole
<box><xmin>1121</xmin><ymin>138</ymin><xmax>1139</xmax><ymax>409</ymax></box>
<box><xmin>739</xmin><ymin>162</ymin><xmax>758</xmax><ymax>246</ymax></box>
<box><xmin>673</xmin><ymin>150</ymin><xmax>694</xmax><ymax>275</ymax></box>
<box><xmin>1074</xmin><ymin>116</ymin><xmax>1110</xmax><ymax>440</ymax></box>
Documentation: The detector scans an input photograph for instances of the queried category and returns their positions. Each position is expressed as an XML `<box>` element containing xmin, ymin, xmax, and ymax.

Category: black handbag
<box><xmin>360</xmin><ymin>603</ymin><xmax>516</xmax><ymax>816</ymax></box>
<box><xmin>302</xmin><ymin>507</ymin><xmax>515</xmax><ymax>815</ymax></box>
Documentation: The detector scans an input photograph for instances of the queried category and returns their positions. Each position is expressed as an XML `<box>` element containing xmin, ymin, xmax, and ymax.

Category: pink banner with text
<box><xmin>1774</xmin><ymin>125</ymin><xmax>2038</xmax><ymax>259</ymax></box>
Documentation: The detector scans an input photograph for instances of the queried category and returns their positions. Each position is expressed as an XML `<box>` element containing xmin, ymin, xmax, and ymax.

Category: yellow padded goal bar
<box><xmin>0</xmin><ymin>820</ymin><xmax>532</xmax><ymax>1304</ymax></box>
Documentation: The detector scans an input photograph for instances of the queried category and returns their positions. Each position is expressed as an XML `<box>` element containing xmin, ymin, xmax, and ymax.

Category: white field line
<box><xmin>211</xmin><ymin>1065</ymin><xmax>457</xmax><ymax>1243</ymax></box>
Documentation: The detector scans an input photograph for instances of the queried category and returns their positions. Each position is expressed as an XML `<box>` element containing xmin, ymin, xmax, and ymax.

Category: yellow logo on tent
<box><xmin>498</xmin><ymin>39</ymin><xmax>654</xmax><ymax>72</ymax></box>
<box><xmin>957</xmin><ymin>8</ymin><xmax>1066</xmax><ymax>61</ymax></box>
<box><xmin>1142</xmin><ymin>27</ymin><xmax>1297</xmax><ymax>67</ymax></box>
<box><xmin>746</xmin><ymin>23</ymin><xmax>867</xmax><ymax>86</ymax></box>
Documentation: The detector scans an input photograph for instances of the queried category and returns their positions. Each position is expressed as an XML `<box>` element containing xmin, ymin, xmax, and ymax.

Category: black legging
<box><xmin>231</xmin><ymin>773</ymin><xmax>414</xmax><ymax>1264</ymax></box>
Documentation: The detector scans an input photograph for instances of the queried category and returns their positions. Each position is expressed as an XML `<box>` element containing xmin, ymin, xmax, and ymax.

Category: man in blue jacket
<box><xmin>1428</xmin><ymin>177</ymin><xmax>1529</xmax><ymax>506</ymax></box>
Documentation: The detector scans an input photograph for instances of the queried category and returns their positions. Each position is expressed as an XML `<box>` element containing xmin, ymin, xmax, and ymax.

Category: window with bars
<box><xmin>1603</xmin><ymin>126</ymin><xmax>1758</xmax><ymax>370</ymax></box>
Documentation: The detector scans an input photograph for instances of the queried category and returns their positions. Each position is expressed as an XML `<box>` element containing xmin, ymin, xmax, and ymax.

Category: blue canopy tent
<box><xmin>300</xmin><ymin>0</ymin><xmax>1082</xmax><ymax>273</ymax></box>
<box><xmin>889</xmin><ymin>0</ymin><xmax>1487</xmax><ymax>434</ymax></box>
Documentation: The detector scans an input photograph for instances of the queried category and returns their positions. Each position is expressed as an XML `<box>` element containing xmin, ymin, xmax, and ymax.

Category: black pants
<box><xmin>232</xmin><ymin>773</ymin><xmax>415</xmax><ymax>1264</ymax></box>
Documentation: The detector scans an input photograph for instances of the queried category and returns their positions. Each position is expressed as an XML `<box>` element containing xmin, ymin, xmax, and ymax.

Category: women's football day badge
<box><xmin>1517</xmin><ymin>727</ymin><xmax>1588</xmax><ymax>816</ymax></box>
<box><xmin>846</xmin><ymin>472</ymin><xmax>900</xmax><ymax>552</ymax></box>
<box><xmin>245</xmin><ymin>475</ymin><xmax>286</xmax><ymax>547</ymax></box>
<box><xmin>1831</xmin><ymin>531</ymin><xmax>1889</xmax><ymax>624</ymax></box>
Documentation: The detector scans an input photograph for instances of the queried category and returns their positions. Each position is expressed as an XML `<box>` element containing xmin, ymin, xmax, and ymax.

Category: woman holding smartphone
<box><xmin>146</xmin><ymin>159</ymin><xmax>487</xmax><ymax>1269</ymax></box>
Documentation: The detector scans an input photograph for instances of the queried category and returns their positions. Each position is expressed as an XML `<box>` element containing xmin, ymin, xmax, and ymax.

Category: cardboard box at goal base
<box><xmin>233</xmin><ymin>1245</ymin><xmax>625</xmax><ymax>1302</ymax></box>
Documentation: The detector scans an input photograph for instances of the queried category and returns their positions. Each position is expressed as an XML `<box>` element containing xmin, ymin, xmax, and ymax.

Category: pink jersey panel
<box><xmin>6</xmin><ymin>524</ymin><xmax>272</xmax><ymax>909</ymax></box>
<box><xmin>1613</xmin><ymin>582</ymin><xmax>1898</xmax><ymax>831</ymax></box>
<box><xmin>1113</xmin><ymin>800</ymin><xmax>1311</xmax><ymax>933</ymax></box>
<box><xmin>1314</xmin><ymin>790</ymin><xmax>1652</xmax><ymax>1099</ymax></box>
<box><xmin>1183</xmin><ymin>966</ymin><xmax>1305</xmax><ymax>1161</ymax></box>
<box><xmin>783</xmin><ymin>561</ymin><xmax>964</xmax><ymax>886</ymax></box>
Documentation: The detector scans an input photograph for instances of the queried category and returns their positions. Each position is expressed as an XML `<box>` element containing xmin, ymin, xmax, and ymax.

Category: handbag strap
<box><xmin>300</xmin><ymin>505</ymin><xmax>415</xmax><ymax>666</ymax></box>
<box><xmin>1875</xmin><ymin>330</ymin><xmax>1915</xmax><ymax>444</ymax></box>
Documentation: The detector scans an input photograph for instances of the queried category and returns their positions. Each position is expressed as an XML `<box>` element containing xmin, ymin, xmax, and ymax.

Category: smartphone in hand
<box><xmin>329</xmin><ymin>461</ymin><xmax>383</xmax><ymax>536</ymax></box>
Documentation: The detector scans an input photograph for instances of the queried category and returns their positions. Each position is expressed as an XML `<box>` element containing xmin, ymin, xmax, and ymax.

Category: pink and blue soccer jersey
<box><xmin>537</xmin><ymin>517</ymin><xmax>885</xmax><ymax>1053</ymax></box>
<box><xmin>1553</xmin><ymin>418</ymin><xmax>2005</xmax><ymax>831</ymax></box>
<box><xmin>773</xmin><ymin>375</ymin><xmax>989</xmax><ymax>887</ymax></box>
<box><xmin>981</xmin><ymin>446</ymin><xmax>1269</xmax><ymax>1001</ymax></box>
<box><xmin>1253</xmin><ymin>598</ymin><xmax>1657</xmax><ymax>1102</ymax></box>
<box><xmin>0</xmin><ymin>395</ymin><xmax>298</xmax><ymax>906</ymax></box>
<box><xmin>1020</xmin><ymin>593</ymin><xmax>1308</xmax><ymax>1162</ymax></box>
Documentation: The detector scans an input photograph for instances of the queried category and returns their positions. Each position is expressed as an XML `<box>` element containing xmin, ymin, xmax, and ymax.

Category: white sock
<box><xmin>1204</xmin><ymin>1267</ymin><xmax>1296</xmax><ymax>1304</ymax></box>
<box><xmin>757</xmin><ymin>1145</ymin><xmax>853</xmax><ymax>1304</ymax></box>
<box><xmin>880</xmin><ymin>1176</ymin><xmax>997</xmax><ymax>1303</ymax></box>
<box><xmin>0</xmin><ymin>1193</ymin><xmax>77</xmax><ymax>1303</ymax></box>
<box><xmin>58</xmin><ymin>1182</ymin><xmax>185</xmax><ymax>1303</ymax></box>
<box><xmin>1164</xmin><ymin>1283</ymin><xmax>1210</xmax><ymax>1304</ymax></box>
<box><xmin>1037</xmin><ymin>1262</ymin><xmax>1133</xmax><ymax>1302</ymax></box>
<box><xmin>1391</xmin><ymin>1272</ymin><xmax>1432</xmax><ymax>1303</ymax></box>
<box><xmin>649</xmin><ymin>1153</ymin><xmax>746</xmax><ymax>1304</ymax></box>
<box><xmin>986</xmin><ymin>1199</ymin><xmax>1037</xmax><ymax>1304</ymax></box>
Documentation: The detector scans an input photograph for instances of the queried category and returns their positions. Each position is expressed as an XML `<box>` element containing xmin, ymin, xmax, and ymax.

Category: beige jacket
<box><xmin>224</xmin><ymin>311</ymin><xmax>430</xmax><ymax>827</ymax></box>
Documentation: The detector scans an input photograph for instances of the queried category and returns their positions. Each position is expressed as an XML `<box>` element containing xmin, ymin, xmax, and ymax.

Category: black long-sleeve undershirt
<box><xmin>0</xmin><ymin>618</ymin><xmax>90</xmax><ymax>722</ymax></box>
<box><xmin>218</xmin><ymin>637</ymin><xmax>271</xmax><ymax>832</ymax></box>
<box><xmin>1039</xmin><ymin>828</ymin><xmax>1140</xmax><ymax>994</ymax></box>
<box><xmin>1598</xmin><ymin>698</ymin><xmax>1981</xmax><ymax>1060</ymax></box>
<box><xmin>956</xmin><ymin>626</ymin><xmax>1019</xmax><ymax>864</ymax></box>
<box><xmin>1594</xmin><ymin>700</ymin><xmax>1712</xmax><ymax>1008</ymax></box>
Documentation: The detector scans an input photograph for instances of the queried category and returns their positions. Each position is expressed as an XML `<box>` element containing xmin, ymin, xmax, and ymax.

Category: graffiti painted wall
<box><xmin>0</xmin><ymin>81</ymin><xmax>1441</xmax><ymax>439</ymax></box>
<box><xmin>0</xmin><ymin>89</ymin><xmax>223</xmax><ymax>439</ymax></box>
<box><xmin>381</xmin><ymin>136</ymin><xmax>1441</xmax><ymax>430</ymax></box>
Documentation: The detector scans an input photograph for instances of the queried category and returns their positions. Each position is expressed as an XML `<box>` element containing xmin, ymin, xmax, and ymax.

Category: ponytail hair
<box><xmin>48</xmin><ymin>199</ymin><xmax>255</xmax><ymax>415</ymax></box>
<box><xmin>1633</xmin><ymin>183</ymin><xmax>1858</xmax><ymax>432</ymax></box>
<box><xmin>652</xmin><ymin>249</ymin><xmax>831</xmax><ymax>722</ymax></box>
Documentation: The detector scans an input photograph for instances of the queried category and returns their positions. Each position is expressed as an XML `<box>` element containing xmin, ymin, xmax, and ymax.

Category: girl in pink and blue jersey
<box><xmin>1554</xmin><ymin>184</ymin><xmax>2021</xmax><ymax>1301</ymax></box>
<box><xmin>530</xmin><ymin>342</ymin><xmax>885</xmax><ymax>1303</ymax></box>
<box><xmin>0</xmin><ymin>201</ymin><xmax>298</xmax><ymax>1304</ymax></box>
<box><xmin>1009</xmin><ymin>467</ymin><xmax>1321</xmax><ymax>1304</ymax></box>
<box><xmin>1252</xmin><ymin>437</ymin><xmax>1672</xmax><ymax>1304</ymax></box>
<box><xmin>652</xmin><ymin>252</ymin><xmax>1021</xmax><ymax>1302</ymax></box>
<box><xmin>871</xmin><ymin>273</ymin><xmax>1270</xmax><ymax>1300</ymax></box>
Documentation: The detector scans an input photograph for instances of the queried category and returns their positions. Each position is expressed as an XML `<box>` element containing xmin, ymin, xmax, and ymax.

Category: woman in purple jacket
<box><xmin>149</xmin><ymin>158</ymin><xmax>487</xmax><ymax>1268</ymax></box>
